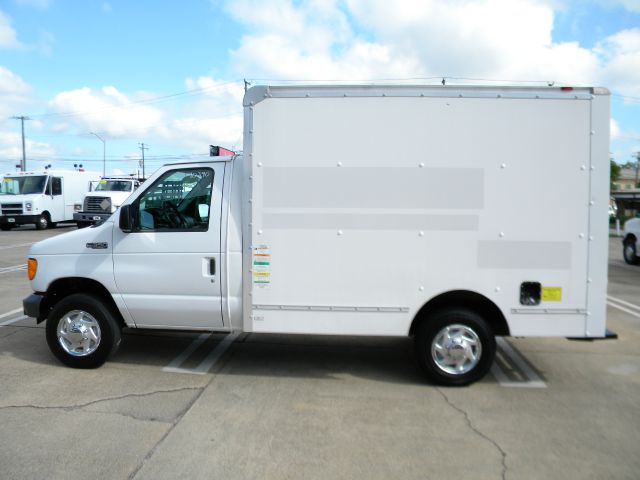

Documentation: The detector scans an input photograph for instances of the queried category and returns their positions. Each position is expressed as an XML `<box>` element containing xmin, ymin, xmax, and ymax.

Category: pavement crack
<box><xmin>0</xmin><ymin>386</ymin><xmax>203</xmax><ymax>413</ymax></box>
<box><xmin>436</xmin><ymin>387</ymin><xmax>508</xmax><ymax>480</ymax></box>
<box><xmin>127</xmin><ymin>339</ymin><xmax>241</xmax><ymax>480</ymax></box>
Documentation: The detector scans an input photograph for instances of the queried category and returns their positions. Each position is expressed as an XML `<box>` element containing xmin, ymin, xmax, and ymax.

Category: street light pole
<box><xmin>90</xmin><ymin>132</ymin><xmax>106</xmax><ymax>176</ymax></box>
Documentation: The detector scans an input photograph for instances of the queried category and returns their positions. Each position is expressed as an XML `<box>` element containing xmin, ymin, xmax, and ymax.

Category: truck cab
<box><xmin>74</xmin><ymin>177</ymin><xmax>143</xmax><ymax>227</ymax></box>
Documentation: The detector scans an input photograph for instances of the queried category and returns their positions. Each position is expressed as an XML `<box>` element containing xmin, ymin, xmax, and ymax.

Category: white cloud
<box><xmin>0</xmin><ymin>66</ymin><xmax>31</xmax><ymax>95</ymax></box>
<box><xmin>595</xmin><ymin>29</ymin><xmax>640</xmax><ymax>97</ymax></box>
<box><xmin>0</xmin><ymin>10</ymin><xmax>22</xmax><ymax>49</ymax></box>
<box><xmin>48</xmin><ymin>86</ymin><xmax>165</xmax><ymax>137</ymax></box>
<box><xmin>45</xmin><ymin>80</ymin><xmax>245</xmax><ymax>152</ymax></box>
<box><xmin>224</xmin><ymin>0</ymin><xmax>640</xmax><ymax>95</ymax></box>
<box><xmin>611</xmin><ymin>118</ymin><xmax>621</xmax><ymax>139</ymax></box>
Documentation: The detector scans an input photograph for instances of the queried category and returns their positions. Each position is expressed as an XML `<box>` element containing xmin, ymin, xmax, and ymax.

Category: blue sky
<box><xmin>0</xmin><ymin>0</ymin><xmax>639</xmax><ymax>175</ymax></box>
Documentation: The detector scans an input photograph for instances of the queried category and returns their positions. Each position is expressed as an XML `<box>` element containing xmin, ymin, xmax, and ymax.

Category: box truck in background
<box><xmin>1</xmin><ymin>170</ymin><xmax>101</xmax><ymax>230</ymax></box>
<box><xmin>23</xmin><ymin>85</ymin><xmax>611</xmax><ymax>385</ymax></box>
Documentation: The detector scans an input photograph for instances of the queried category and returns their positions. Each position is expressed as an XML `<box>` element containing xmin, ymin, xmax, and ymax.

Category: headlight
<box><xmin>25</xmin><ymin>202</ymin><xmax>32</xmax><ymax>212</ymax></box>
<box><xmin>74</xmin><ymin>203</ymin><xmax>82</xmax><ymax>212</ymax></box>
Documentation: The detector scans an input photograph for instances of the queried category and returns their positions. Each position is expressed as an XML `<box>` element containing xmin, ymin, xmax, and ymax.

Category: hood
<box><xmin>84</xmin><ymin>191</ymin><xmax>132</xmax><ymax>206</ymax></box>
<box><xmin>0</xmin><ymin>194</ymin><xmax>42</xmax><ymax>204</ymax></box>
<box><xmin>29</xmin><ymin>220</ymin><xmax>114</xmax><ymax>256</ymax></box>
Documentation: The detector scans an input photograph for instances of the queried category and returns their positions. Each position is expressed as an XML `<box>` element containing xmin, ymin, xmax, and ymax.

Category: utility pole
<box><xmin>11</xmin><ymin>116</ymin><xmax>30</xmax><ymax>171</ymax></box>
<box><xmin>138</xmin><ymin>142</ymin><xmax>149</xmax><ymax>178</ymax></box>
<box><xmin>244</xmin><ymin>79</ymin><xmax>251</xmax><ymax>92</ymax></box>
<box><xmin>90</xmin><ymin>132</ymin><xmax>106</xmax><ymax>176</ymax></box>
<box><xmin>634</xmin><ymin>151</ymin><xmax>640</xmax><ymax>189</ymax></box>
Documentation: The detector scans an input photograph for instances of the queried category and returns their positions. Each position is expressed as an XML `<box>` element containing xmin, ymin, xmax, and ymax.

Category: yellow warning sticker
<box><xmin>541</xmin><ymin>287</ymin><xmax>562</xmax><ymax>302</ymax></box>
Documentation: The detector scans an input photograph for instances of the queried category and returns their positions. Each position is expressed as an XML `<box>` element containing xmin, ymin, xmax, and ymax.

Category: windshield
<box><xmin>94</xmin><ymin>180</ymin><xmax>133</xmax><ymax>192</ymax></box>
<box><xmin>0</xmin><ymin>176</ymin><xmax>47</xmax><ymax>195</ymax></box>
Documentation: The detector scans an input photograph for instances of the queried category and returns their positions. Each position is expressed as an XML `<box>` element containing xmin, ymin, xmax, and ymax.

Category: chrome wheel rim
<box><xmin>625</xmin><ymin>244</ymin><xmax>635</xmax><ymax>261</ymax></box>
<box><xmin>431</xmin><ymin>324</ymin><xmax>482</xmax><ymax>375</ymax></box>
<box><xmin>57</xmin><ymin>310</ymin><xmax>101</xmax><ymax>357</ymax></box>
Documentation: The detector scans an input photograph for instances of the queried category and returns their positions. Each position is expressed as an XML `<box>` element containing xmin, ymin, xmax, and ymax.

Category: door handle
<box><xmin>209</xmin><ymin>258</ymin><xmax>216</xmax><ymax>275</ymax></box>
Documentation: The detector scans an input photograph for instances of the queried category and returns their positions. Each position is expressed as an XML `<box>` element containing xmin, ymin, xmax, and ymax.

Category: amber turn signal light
<box><xmin>27</xmin><ymin>258</ymin><xmax>37</xmax><ymax>281</ymax></box>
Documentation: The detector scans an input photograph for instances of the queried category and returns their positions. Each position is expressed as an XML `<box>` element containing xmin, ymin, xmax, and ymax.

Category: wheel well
<box><xmin>40</xmin><ymin>277</ymin><xmax>124</xmax><ymax>326</ymax></box>
<box><xmin>623</xmin><ymin>234</ymin><xmax>636</xmax><ymax>245</ymax></box>
<box><xmin>409</xmin><ymin>290</ymin><xmax>510</xmax><ymax>337</ymax></box>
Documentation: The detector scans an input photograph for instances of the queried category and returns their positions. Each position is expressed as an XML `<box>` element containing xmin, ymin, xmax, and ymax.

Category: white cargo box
<box><xmin>242</xmin><ymin>85</ymin><xmax>610</xmax><ymax>339</ymax></box>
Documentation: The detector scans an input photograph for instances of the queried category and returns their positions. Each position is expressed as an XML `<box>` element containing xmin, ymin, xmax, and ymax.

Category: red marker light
<box><xmin>561</xmin><ymin>87</ymin><xmax>574</xmax><ymax>92</ymax></box>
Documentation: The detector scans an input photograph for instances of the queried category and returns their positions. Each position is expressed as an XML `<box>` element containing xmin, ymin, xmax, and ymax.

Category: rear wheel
<box><xmin>414</xmin><ymin>308</ymin><xmax>496</xmax><ymax>386</ymax></box>
<box><xmin>45</xmin><ymin>293</ymin><xmax>122</xmax><ymax>368</ymax></box>
<box><xmin>623</xmin><ymin>239</ymin><xmax>639</xmax><ymax>265</ymax></box>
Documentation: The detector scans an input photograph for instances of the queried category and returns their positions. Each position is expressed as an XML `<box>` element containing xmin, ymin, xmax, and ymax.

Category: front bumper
<box><xmin>0</xmin><ymin>214</ymin><xmax>40</xmax><ymax>226</ymax></box>
<box><xmin>23</xmin><ymin>293</ymin><xmax>45</xmax><ymax>322</ymax></box>
<box><xmin>73</xmin><ymin>212</ymin><xmax>112</xmax><ymax>223</ymax></box>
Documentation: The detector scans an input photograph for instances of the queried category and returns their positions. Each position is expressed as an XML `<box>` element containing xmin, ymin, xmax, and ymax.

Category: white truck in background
<box><xmin>622</xmin><ymin>216</ymin><xmax>640</xmax><ymax>264</ymax></box>
<box><xmin>23</xmin><ymin>85</ymin><xmax>611</xmax><ymax>386</ymax></box>
<box><xmin>1</xmin><ymin>170</ymin><xmax>101</xmax><ymax>230</ymax></box>
<box><xmin>74</xmin><ymin>177</ymin><xmax>144</xmax><ymax>228</ymax></box>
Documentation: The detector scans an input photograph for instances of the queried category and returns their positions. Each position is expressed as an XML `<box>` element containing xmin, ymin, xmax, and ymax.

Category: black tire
<box><xmin>76</xmin><ymin>221</ymin><xmax>90</xmax><ymax>229</ymax></box>
<box><xmin>623</xmin><ymin>239</ymin><xmax>639</xmax><ymax>265</ymax></box>
<box><xmin>45</xmin><ymin>293</ymin><xmax>122</xmax><ymax>368</ymax></box>
<box><xmin>0</xmin><ymin>225</ymin><xmax>12</xmax><ymax>231</ymax></box>
<box><xmin>414</xmin><ymin>308</ymin><xmax>496</xmax><ymax>386</ymax></box>
<box><xmin>35</xmin><ymin>213</ymin><xmax>49</xmax><ymax>230</ymax></box>
<box><xmin>48</xmin><ymin>222</ymin><xmax>57</xmax><ymax>229</ymax></box>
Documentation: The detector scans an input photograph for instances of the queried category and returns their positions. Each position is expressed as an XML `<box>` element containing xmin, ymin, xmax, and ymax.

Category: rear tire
<box><xmin>414</xmin><ymin>308</ymin><xmax>496</xmax><ymax>386</ymax></box>
<box><xmin>45</xmin><ymin>293</ymin><xmax>122</xmax><ymax>368</ymax></box>
<box><xmin>623</xmin><ymin>239</ymin><xmax>639</xmax><ymax>265</ymax></box>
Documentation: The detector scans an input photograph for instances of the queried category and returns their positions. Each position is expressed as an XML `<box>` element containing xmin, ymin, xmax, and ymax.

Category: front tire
<box><xmin>414</xmin><ymin>308</ymin><xmax>496</xmax><ymax>386</ymax></box>
<box><xmin>35</xmin><ymin>213</ymin><xmax>49</xmax><ymax>230</ymax></box>
<box><xmin>45</xmin><ymin>293</ymin><xmax>122</xmax><ymax>368</ymax></box>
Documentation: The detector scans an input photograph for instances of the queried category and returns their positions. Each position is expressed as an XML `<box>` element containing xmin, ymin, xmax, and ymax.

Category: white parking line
<box><xmin>0</xmin><ymin>264</ymin><xmax>26</xmax><ymax>275</ymax></box>
<box><xmin>0</xmin><ymin>242</ymin><xmax>35</xmax><ymax>251</ymax></box>
<box><xmin>607</xmin><ymin>295</ymin><xmax>640</xmax><ymax>319</ymax></box>
<box><xmin>0</xmin><ymin>308</ymin><xmax>22</xmax><ymax>320</ymax></box>
<box><xmin>492</xmin><ymin>337</ymin><xmax>547</xmax><ymax>388</ymax></box>
<box><xmin>162</xmin><ymin>332</ymin><xmax>239</xmax><ymax>375</ymax></box>
<box><xmin>162</xmin><ymin>333</ymin><xmax>211</xmax><ymax>372</ymax></box>
<box><xmin>0</xmin><ymin>315</ymin><xmax>28</xmax><ymax>327</ymax></box>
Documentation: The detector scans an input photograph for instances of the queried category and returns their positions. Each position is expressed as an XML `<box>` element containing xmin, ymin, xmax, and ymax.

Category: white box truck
<box><xmin>73</xmin><ymin>176</ymin><xmax>144</xmax><ymax>228</ymax></box>
<box><xmin>23</xmin><ymin>85</ymin><xmax>611</xmax><ymax>385</ymax></box>
<box><xmin>1</xmin><ymin>170</ymin><xmax>101</xmax><ymax>230</ymax></box>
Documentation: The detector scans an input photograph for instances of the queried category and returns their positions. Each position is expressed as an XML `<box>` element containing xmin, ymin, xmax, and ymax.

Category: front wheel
<box><xmin>414</xmin><ymin>308</ymin><xmax>496</xmax><ymax>386</ymax></box>
<box><xmin>35</xmin><ymin>213</ymin><xmax>49</xmax><ymax>230</ymax></box>
<box><xmin>45</xmin><ymin>293</ymin><xmax>122</xmax><ymax>368</ymax></box>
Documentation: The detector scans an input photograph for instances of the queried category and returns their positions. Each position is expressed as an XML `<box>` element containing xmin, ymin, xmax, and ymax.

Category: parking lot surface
<box><xmin>0</xmin><ymin>225</ymin><xmax>638</xmax><ymax>479</ymax></box>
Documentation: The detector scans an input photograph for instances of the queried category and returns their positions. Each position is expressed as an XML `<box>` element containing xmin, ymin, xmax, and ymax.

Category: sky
<box><xmin>0</xmin><ymin>0</ymin><xmax>639</xmax><ymax>176</ymax></box>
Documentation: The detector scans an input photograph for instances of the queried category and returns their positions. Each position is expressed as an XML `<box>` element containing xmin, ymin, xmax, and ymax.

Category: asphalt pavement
<box><xmin>0</xmin><ymin>225</ymin><xmax>638</xmax><ymax>480</ymax></box>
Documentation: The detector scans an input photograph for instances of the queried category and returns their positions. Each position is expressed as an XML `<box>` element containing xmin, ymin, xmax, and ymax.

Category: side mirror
<box><xmin>119</xmin><ymin>204</ymin><xmax>135</xmax><ymax>232</ymax></box>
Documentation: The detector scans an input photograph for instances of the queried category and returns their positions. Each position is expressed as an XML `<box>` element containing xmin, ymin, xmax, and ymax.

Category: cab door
<box><xmin>112</xmin><ymin>164</ymin><xmax>225</xmax><ymax>329</ymax></box>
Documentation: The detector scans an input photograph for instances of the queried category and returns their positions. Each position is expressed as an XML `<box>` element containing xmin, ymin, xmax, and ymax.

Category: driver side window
<box><xmin>137</xmin><ymin>168</ymin><xmax>214</xmax><ymax>232</ymax></box>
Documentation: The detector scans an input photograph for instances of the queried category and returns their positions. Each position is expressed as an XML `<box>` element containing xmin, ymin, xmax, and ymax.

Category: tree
<box><xmin>611</xmin><ymin>159</ymin><xmax>621</xmax><ymax>192</ymax></box>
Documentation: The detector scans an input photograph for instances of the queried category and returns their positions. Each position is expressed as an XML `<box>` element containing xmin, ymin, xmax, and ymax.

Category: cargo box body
<box><xmin>241</xmin><ymin>85</ymin><xmax>610</xmax><ymax>338</ymax></box>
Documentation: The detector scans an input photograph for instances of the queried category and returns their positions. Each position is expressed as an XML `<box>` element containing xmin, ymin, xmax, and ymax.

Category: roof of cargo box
<box><xmin>244</xmin><ymin>84</ymin><xmax>609</xmax><ymax>106</ymax></box>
